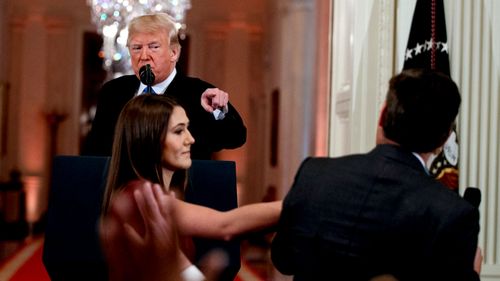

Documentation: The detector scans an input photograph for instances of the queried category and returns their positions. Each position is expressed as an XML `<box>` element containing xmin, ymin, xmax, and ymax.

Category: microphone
<box><xmin>463</xmin><ymin>187</ymin><xmax>481</xmax><ymax>208</ymax></box>
<box><xmin>139</xmin><ymin>64</ymin><xmax>155</xmax><ymax>93</ymax></box>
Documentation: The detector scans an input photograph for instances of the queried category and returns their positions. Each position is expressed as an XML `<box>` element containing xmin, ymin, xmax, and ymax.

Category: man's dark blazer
<box><xmin>271</xmin><ymin>144</ymin><xmax>480</xmax><ymax>281</ymax></box>
<box><xmin>82</xmin><ymin>73</ymin><xmax>246</xmax><ymax>159</ymax></box>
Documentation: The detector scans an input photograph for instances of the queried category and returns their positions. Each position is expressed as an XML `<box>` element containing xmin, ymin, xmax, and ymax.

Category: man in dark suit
<box><xmin>271</xmin><ymin>69</ymin><xmax>481</xmax><ymax>281</ymax></box>
<box><xmin>82</xmin><ymin>13</ymin><xmax>246</xmax><ymax>160</ymax></box>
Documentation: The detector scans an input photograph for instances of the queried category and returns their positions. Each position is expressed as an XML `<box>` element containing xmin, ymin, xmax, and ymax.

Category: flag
<box><xmin>403</xmin><ymin>0</ymin><xmax>459</xmax><ymax>191</ymax></box>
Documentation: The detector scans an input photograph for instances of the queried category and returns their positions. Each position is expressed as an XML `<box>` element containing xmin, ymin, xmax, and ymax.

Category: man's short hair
<box><xmin>127</xmin><ymin>13</ymin><xmax>180</xmax><ymax>47</ymax></box>
<box><xmin>381</xmin><ymin>68</ymin><xmax>461</xmax><ymax>153</ymax></box>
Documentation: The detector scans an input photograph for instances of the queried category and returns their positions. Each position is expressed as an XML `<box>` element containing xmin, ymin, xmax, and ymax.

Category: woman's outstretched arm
<box><xmin>174</xmin><ymin>199</ymin><xmax>282</xmax><ymax>241</ymax></box>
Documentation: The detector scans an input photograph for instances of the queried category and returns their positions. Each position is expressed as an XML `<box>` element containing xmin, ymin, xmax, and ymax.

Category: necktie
<box><xmin>142</xmin><ymin>87</ymin><xmax>156</xmax><ymax>94</ymax></box>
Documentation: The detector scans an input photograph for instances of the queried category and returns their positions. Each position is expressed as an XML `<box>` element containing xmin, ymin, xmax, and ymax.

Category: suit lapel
<box><xmin>164</xmin><ymin>73</ymin><xmax>182</xmax><ymax>98</ymax></box>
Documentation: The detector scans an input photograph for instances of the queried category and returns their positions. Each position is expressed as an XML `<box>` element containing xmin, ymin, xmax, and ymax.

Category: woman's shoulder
<box><xmin>108</xmin><ymin>180</ymin><xmax>146</xmax><ymax>235</ymax></box>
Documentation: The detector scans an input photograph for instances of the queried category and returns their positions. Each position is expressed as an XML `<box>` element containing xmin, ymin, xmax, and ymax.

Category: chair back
<box><xmin>43</xmin><ymin>155</ymin><xmax>110</xmax><ymax>281</ymax></box>
<box><xmin>185</xmin><ymin>159</ymin><xmax>241</xmax><ymax>281</ymax></box>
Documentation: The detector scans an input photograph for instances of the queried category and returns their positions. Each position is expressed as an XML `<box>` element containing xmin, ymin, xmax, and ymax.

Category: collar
<box><xmin>137</xmin><ymin>68</ymin><xmax>177</xmax><ymax>95</ymax></box>
<box><xmin>412</xmin><ymin>152</ymin><xmax>430</xmax><ymax>174</ymax></box>
<box><xmin>373</xmin><ymin>144</ymin><xmax>430</xmax><ymax>175</ymax></box>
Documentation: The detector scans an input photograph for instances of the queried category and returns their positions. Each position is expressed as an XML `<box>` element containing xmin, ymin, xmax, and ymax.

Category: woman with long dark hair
<box><xmin>100</xmin><ymin>94</ymin><xmax>281</xmax><ymax>281</ymax></box>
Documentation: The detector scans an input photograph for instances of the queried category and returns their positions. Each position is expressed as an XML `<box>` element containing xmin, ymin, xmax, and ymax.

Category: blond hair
<box><xmin>127</xmin><ymin>13</ymin><xmax>180</xmax><ymax>47</ymax></box>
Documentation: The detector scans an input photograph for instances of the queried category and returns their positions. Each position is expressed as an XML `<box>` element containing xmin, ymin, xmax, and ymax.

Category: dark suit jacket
<box><xmin>271</xmin><ymin>144</ymin><xmax>480</xmax><ymax>281</ymax></box>
<box><xmin>82</xmin><ymin>73</ymin><xmax>246</xmax><ymax>159</ymax></box>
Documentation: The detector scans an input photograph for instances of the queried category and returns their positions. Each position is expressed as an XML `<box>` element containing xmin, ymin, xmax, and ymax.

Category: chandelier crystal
<box><xmin>87</xmin><ymin>0</ymin><xmax>191</xmax><ymax>76</ymax></box>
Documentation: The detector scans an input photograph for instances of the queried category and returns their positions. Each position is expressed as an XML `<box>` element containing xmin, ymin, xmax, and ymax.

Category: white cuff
<box><xmin>180</xmin><ymin>265</ymin><xmax>205</xmax><ymax>281</ymax></box>
<box><xmin>212</xmin><ymin>106</ymin><xmax>228</xmax><ymax>120</ymax></box>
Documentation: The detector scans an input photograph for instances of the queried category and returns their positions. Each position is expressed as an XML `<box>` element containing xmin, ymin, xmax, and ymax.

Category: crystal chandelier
<box><xmin>87</xmin><ymin>0</ymin><xmax>191</xmax><ymax>76</ymax></box>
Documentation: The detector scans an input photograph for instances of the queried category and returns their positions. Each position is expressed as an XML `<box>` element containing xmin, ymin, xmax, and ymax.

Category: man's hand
<box><xmin>201</xmin><ymin>88</ymin><xmax>229</xmax><ymax>114</ymax></box>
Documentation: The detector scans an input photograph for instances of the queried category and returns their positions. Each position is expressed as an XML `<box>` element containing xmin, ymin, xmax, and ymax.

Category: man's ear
<box><xmin>170</xmin><ymin>45</ymin><xmax>181</xmax><ymax>62</ymax></box>
<box><xmin>376</xmin><ymin>103</ymin><xmax>387</xmax><ymax>145</ymax></box>
<box><xmin>378</xmin><ymin>102</ymin><xmax>387</xmax><ymax>127</ymax></box>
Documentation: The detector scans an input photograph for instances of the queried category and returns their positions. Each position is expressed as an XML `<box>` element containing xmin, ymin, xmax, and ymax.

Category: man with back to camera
<box><xmin>271</xmin><ymin>69</ymin><xmax>481</xmax><ymax>281</ymax></box>
<box><xmin>82</xmin><ymin>13</ymin><xmax>246</xmax><ymax>160</ymax></box>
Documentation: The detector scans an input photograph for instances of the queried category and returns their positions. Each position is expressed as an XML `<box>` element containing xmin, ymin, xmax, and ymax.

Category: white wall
<box><xmin>443</xmin><ymin>1</ymin><xmax>500</xmax><ymax>279</ymax></box>
<box><xmin>330</xmin><ymin>0</ymin><xmax>395</xmax><ymax>157</ymax></box>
